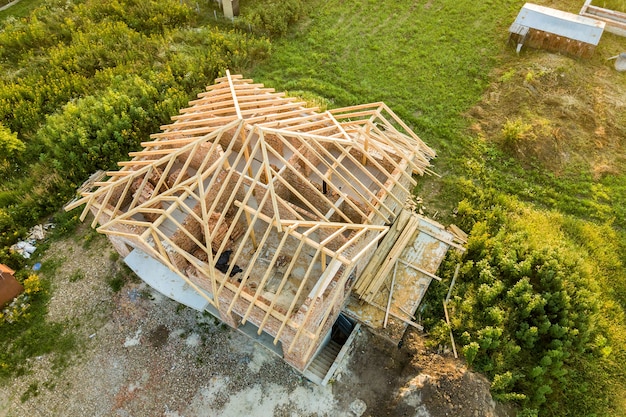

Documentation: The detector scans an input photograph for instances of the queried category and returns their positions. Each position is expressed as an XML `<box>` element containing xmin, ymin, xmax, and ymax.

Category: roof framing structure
<box><xmin>67</xmin><ymin>71</ymin><xmax>437</xmax><ymax>370</ymax></box>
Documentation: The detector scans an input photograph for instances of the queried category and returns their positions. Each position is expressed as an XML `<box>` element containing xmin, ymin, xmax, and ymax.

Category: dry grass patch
<box><xmin>468</xmin><ymin>52</ymin><xmax>626</xmax><ymax>178</ymax></box>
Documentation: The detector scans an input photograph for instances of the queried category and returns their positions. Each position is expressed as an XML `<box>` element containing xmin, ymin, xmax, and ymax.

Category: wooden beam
<box><xmin>384</xmin><ymin>261</ymin><xmax>398</xmax><ymax>328</ymax></box>
<box><xmin>275</xmin><ymin>245</ymin><xmax>322</xmax><ymax>344</ymax></box>
<box><xmin>226</xmin><ymin>70</ymin><xmax>242</xmax><ymax>119</ymax></box>
<box><xmin>258</xmin><ymin>236</ymin><xmax>307</xmax><ymax>333</ymax></box>
<box><xmin>445</xmin><ymin>263</ymin><xmax>461</xmax><ymax>304</ymax></box>
<box><xmin>398</xmin><ymin>259</ymin><xmax>442</xmax><ymax>282</ymax></box>
<box><xmin>259</xmin><ymin>130</ymin><xmax>282</xmax><ymax>232</ymax></box>
<box><xmin>443</xmin><ymin>300</ymin><xmax>458</xmax><ymax>358</ymax></box>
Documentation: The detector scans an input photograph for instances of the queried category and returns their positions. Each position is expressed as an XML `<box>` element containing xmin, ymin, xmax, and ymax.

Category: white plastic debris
<box><xmin>11</xmin><ymin>241</ymin><xmax>37</xmax><ymax>258</ymax></box>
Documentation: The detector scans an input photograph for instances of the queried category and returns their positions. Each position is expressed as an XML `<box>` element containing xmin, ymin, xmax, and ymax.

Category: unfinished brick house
<box><xmin>67</xmin><ymin>72</ymin><xmax>463</xmax><ymax>383</ymax></box>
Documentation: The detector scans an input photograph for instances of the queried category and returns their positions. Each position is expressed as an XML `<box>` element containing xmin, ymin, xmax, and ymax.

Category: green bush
<box><xmin>0</xmin><ymin>0</ymin><xmax>272</xmax><ymax>263</ymax></box>
<box><xmin>501</xmin><ymin>117</ymin><xmax>534</xmax><ymax>148</ymax></box>
<box><xmin>240</xmin><ymin>0</ymin><xmax>306</xmax><ymax>37</ymax></box>
<box><xmin>425</xmin><ymin>188</ymin><xmax>626</xmax><ymax>416</ymax></box>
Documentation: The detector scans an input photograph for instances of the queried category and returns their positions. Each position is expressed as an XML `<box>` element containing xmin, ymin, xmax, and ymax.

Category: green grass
<box><xmin>0</xmin><ymin>275</ymin><xmax>77</xmax><ymax>384</ymax></box>
<box><xmin>593</xmin><ymin>0</ymin><xmax>626</xmax><ymax>11</ymax></box>
<box><xmin>0</xmin><ymin>0</ymin><xmax>45</xmax><ymax>20</ymax></box>
<box><xmin>251</xmin><ymin>0</ymin><xmax>520</xmax><ymax>155</ymax></box>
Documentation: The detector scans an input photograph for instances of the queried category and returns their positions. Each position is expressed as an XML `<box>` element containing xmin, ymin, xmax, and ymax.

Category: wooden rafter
<box><xmin>68</xmin><ymin>71</ymin><xmax>439</xmax><ymax>365</ymax></box>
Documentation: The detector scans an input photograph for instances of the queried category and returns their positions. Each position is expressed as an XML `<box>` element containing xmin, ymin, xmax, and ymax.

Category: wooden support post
<box><xmin>367</xmin><ymin>300</ymin><xmax>424</xmax><ymax>331</ymax></box>
<box><xmin>244</xmin><ymin>209</ymin><xmax>257</xmax><ymax>249</ymax></box>
<box><xmin>362</xmin><ymin>137</ymin><xmax>368</xmax><ymax>166</ymax></box>
<box><xmin>443</xmin><ymin>299</ymin><xmax>458</xmax><ymax>359</ymax></box>
<box><xmin>384</xmin><ymin>260</ymin><xmax>398</xmax><ymax>328</ymax></box>
<box><xmin>398</xmin><ymin>259</ymin><xmax>442</xmax><ymax>282</ymax></box>
<box><xmin>243</xmin><ymin>141</ymin><xmax>253</xmax><ymax>178</ymax></box>
<box><xmin>445</xmin><ymin>263</ymin><xmax>460</xmax><ymax>304</ymax></box>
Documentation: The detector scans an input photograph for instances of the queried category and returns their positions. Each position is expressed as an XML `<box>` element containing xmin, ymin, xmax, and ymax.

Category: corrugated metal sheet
<box><xmin>512</xmin><ymin>2</ymin><xmax>605</xmax><ymax>45</ymax></box>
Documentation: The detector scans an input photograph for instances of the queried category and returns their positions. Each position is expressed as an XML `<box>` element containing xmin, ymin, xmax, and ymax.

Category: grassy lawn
<box><xmin>251</xmin><ymin>0</ymin><xmax>520</xmax><ymax>156</ymax></box>
<box><xmin>0</xmin><ymin>0</ymin><xmax>45</xmax><ymax>19</ymax></box>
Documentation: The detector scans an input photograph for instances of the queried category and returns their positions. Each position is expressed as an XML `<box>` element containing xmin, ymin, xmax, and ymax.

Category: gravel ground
<box><xmin>0</xmin><ymin>227</ymin><xmax>511</xmax><ymax>417</ymax></box>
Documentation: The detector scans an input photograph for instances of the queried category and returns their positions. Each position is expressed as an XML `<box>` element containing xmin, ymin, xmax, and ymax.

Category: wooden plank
<box><xmin>384</xmin><ymin>261</ymin><xmax>398</xmax><ymax>328</ymax></box>
<box><xmin>443</xmin><ymin>300</ymin><xmax>458</xmax><ymax>359</ymax></box>
<box><xmin>445</xmin><ymin>263</ymin><xmax>461</xmax><ymax>304</ymax></box>
<box><xmin>416</xmin><ymin>224</ymin><xmax>466</xmax><ymax>252</ymax></box>
<box><xmin>362</xmin><ymin>215</ymin><xmax>420</xmax><ymax>302</ymax></box>
<box><xmin>397</xmin><ymin>259</ymin><xmax>442</xmax><ymax>282</ymax></box>
<box><xmin>348</xmin><ymin>229</ymin><xmax>388</xmax><ymax>266</ymax></box>
<box><xmin>448</xmin><ymin>224</ymin><xmax>468</xmax><ymax>244</ymax></box>
<box><xmin>259</xmin><ymin>131</ymin><xmax>282</xmax><ymax>232</ymax></box>
<box><xmin>219</xmin><ymin>73</ymin><xmax>242</xmax><ymax>119</ymax></box>
<box><xmin>354</xmin><ymin>209</ymin><xmax>411</xmax><ymax>295</ymax></box>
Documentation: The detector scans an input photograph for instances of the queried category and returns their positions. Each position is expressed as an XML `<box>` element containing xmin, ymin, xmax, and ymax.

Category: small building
<box><xmin>509</xmin><ymin>3</ymin><xmax>605</xmax><ymax>57</ymax></box>
<box><xmin>66</xmin><ymin>72</ymin><xmax>464</xmax><ymax>383</ymax></box>
<box><xmin>0</xmin><ymin>264</ymin><xmax>24</xmax><ymax>308</ymax></box>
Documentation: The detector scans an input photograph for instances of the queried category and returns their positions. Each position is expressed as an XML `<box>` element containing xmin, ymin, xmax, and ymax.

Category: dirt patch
<box><xmin>148</xmin><ymin>324</ymin><xmax>170</xmax><ymax>349</ymax></box>
<box><xmin>468</xmin><ymin>52</ymin><xmax>626</xmax><ymax>178</ymax></box>
<box><xmin>0</xmin><ymin>228</ymin><xmax>512</xmax><ymax>417</ymax></box>
<box><xmin>331</xmin><ymin>330</ymin><xmax>512</xmax><ymax>417</ymax></box>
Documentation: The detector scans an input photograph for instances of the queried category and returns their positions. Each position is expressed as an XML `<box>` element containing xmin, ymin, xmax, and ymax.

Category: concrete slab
<box><xmin>125</xmin><ymin>248</ymin><xmax>211</xmax><ymax>311</ymax></box>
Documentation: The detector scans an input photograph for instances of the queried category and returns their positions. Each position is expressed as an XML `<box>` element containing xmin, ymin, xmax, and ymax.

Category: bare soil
<box><xmin>468</xmin><ymin>52</ymin><xmax>626</xmax><ymax>178</ymax></box>
<box><xmin>0</xmin><ymin>225</ymin><xmax>512</xmax><ymax>417</ymax></box>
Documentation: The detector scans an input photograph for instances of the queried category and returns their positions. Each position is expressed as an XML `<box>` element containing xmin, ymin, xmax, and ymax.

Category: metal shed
<box><xmin>509</xmin><ymin>3</ymin><xmax>605</xmax><ymax>57</ymax></box>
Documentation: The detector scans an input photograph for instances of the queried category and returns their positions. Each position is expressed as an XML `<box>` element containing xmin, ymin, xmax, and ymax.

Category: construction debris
<box><xmin>608</xmin><ymin>52</ymin><xmax>626</xmax><ymax>71</ymax></box>
<box><xmin>10</xmin><ymin>223</ymin><xmax>54</xmax><ymax>258</ymax></box>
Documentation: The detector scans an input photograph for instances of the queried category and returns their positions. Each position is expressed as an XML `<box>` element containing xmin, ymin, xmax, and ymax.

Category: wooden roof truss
<box><xmin>67</xmin><ymin>72</ymin><xmax>436</xmax><ymax>352</ymax></box>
